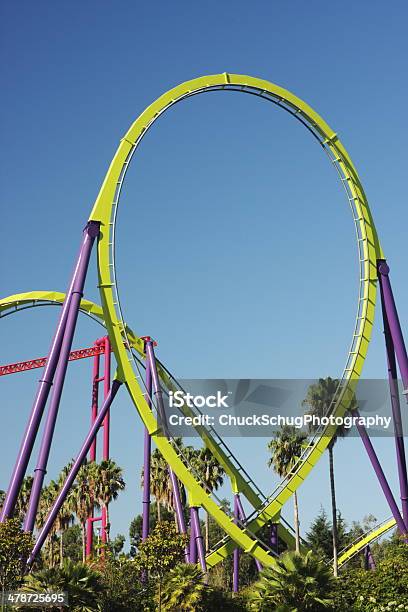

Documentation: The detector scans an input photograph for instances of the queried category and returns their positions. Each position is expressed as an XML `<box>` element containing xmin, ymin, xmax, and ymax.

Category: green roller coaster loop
<box><xmin>1</xmin><ymin>74</ymin><xmax>386</xmax><ymax>568</ymax></box>
<box><xmin>1</xmin><ymin>291</ymin><xmax>394</xmax><ymax>569</ymax></box>
<box><xmin>84</xmin><ymin>73</ymin><xmax>384</xmax><ymax>567</ymax></box>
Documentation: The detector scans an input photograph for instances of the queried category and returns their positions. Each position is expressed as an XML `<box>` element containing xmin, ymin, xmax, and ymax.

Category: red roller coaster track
<box><xmin>0</xmin><ymin>344</ymin><xmax>112</xmax><ymax>376</ymax></box>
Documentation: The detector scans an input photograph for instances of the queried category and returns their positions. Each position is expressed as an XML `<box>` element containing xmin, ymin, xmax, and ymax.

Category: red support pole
<box><xmin>101</xmin><ymin>336</ymin><xmax>111</xmax><ymax>551</ymax></box>
<box><xmin>86</xmin><ymin>345</ymin><xmax>100</xmax><ymax>558</ymax></box>
<box><xmin>102</xmin><ymin>336</ymin><xmax>111</xmax><ymax>460</ymax></box>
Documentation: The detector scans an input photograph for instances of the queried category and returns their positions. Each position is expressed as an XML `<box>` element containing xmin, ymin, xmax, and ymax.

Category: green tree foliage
<box><xmin>0</xmin><ymin>518</ymin><xmax>33</xmax><ymax>591</ymax></box>
<box><xmin>55</xmin><ymin>461</ymin><xmax>75</xmax><ymax>567</ymax></box>
<box><xmin>161</xmin><ymin>563</ymin><xmax>206</xmax><ymax>611</ymax></box>
<box><xmin>15</xmin><ymin>475</ymin><xmax>33</xmax><ymax>523</ymax></box>
<box><xmin>71</xmin><ymin>464</ymin><xmax>95</xmax><ymax>563</ymax></box>
<box><xmin>109</xmin><ymin>533</ymin><xmax>125</xmax><ymax>557</ymax></box>
<box><xmin>306</xmin><ymin>507</ymin><xmax>349</xmax><ymax>561</ymax></box>
<box><xmin>97</xmin><ymin>555</ymin><xmax>150</xmax><ymax>611</ymax></box>
<box><xmin>189</xmin><ymin>447</ymin><xmax>225</xmax><ymax>552</ymax></box>
<box><xmin>129</xmin><ymin>502</ymin><xmax>174</xmax><ymax>557</ymax></box>
<box><xmin>267</xmin><ymin>426</ymin><xmax>308</xmax><ymax>552</ymax></box>
<box><xmin>248</xmin><ymin>550</ymin><xmax>335</xmax><ymax>611</ymax></box>
<box><xmin>333</xmin><ymin>538</ymin><xmax>408</xmax><ymax>610</ymax></box>
<box><xmin>61</xmin><ymin>524</ymin><xmax>82</xmax><ymax>564</ymax></box>
<box><xmin>22</xmin><ymin>559</ymin><xmax>104</xmax><ymax>611</ymax></box>
<box><xmin>92</xmin><ymin>459</ymin><xmax>125</xmax><ymax>543</ymax></box>
<box><xmin>141</xmin><ymin>439</ymin><xmax>188</xmax><ymax>528</ymax></box>
<box><xmin>134</xmin><ymin>521</ymin><xmax>187</xmax><ymax>609</ymax></box>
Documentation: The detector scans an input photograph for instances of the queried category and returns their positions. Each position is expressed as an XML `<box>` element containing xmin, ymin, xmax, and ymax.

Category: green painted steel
<box><xmin>338</xmin><ymin>517</ymin><xmax>396</xmax><ymax>567</ymax></box>
<box><xmin>84</xmin><ymin>74</ymin><xmax>383</xmax><ymax>566</ymax></box>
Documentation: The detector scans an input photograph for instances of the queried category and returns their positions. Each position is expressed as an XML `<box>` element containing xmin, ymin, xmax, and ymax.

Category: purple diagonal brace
<box><xmin>142</xmin><ymin>357</ymin><xmax>152</xmax><ymax>541</ymax></box>
<box><xmin>270</xmin><ymin>523</ymin><xmax>278</xmax><ymax>555</ymax></box>
<box><xmin>24</xmin><ymin>222</ymin><xmax>100</xmax><ymax>532</ymax></box>
<box><xmin>0</xmin><ymin>221</ymin><xmax>100</xmax><ymax>523</ymax></box>
<box><xmin>27</xmin><ymin>379</ymin><xmax>121</xmax><ymax>566</ymax></box>
<box><xmin>235</xmin><ymin>493</ymin><xmax>262</xmax><ymax>571</ymax></box>
<box><xmin>354</xmin><ymin>409</ymin><xmax>407</xmax><ymax>534</ymax></box>
<box><xmin>191</xmin><ymin>506</ymin><xmax>207</xmax><ymax>572</ymax></box>
<box><xmin>144</xmin><ymin>341</ymin><xmax>187</xmax><ymax>537</ymax></box>
<box><xmin>378</xmin><ymin>260</ymin><xmax>408</xmax><ymax>526</ymax></box>
<box><xmin>378</xmin><ymin>261</ymin><xmax>408</xmax><ymax>391</ymax></box>
<box><xmin>189</xmin><ymin>507</ymin><xmax>197</xmax><ymax>564</ymax></box>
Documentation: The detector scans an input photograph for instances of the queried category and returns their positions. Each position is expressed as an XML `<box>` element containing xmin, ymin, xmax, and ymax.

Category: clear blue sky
<box><xmin>1</xmin><ymin>1</ymin><xmax>407</xmax><ymax>548</ymax></box>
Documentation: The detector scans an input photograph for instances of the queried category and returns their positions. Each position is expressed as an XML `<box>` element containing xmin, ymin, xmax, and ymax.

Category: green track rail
<box><xmin>1</xmin><ymin>73</ymin><xmax>385</xmax><ymax>568</ymax></box>
<box><xmin>338</xmin><ymin>517</ymin><xmax>396</xmax><ymax>567</ymax></box>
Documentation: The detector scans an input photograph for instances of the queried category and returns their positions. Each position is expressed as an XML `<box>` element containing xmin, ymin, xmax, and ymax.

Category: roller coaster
<box><xmin>1</xmin><ymin>74</ymin><xmax>407</xmax><ymax>587</ymax></box>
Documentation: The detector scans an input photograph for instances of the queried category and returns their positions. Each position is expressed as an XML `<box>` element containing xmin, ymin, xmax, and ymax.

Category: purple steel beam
<box><xmin>378</xmin><ymin>261</ymin><xmax>408</xmax><ymax>390</ymax></box>
<box><xmin>233</xmin><ymin>495</ymin><xmax>240</xmax><ymax>593</ymax></box>
<box><xmin>191</xmin><ymin>507</ymin><xmax>207</xmax><ymax>572</ymax></box>
<box><xmin>235</xmin><ymin>494</ymin><xmax>262</xmax><ymax>571</ymax></box>
<box><xmin>27</xmin><ymin>379</ymin><xmax>121</xmax><ymax>566</ymax></box>
<box><xmin>354</xmin><ymin>409</ymin><xmax>407</xmax><ymax>534</ymax></box>
<box><xmin>142</xmin><ymin>356</ymin><xmax>152</xmax><ymax>541</ymax></box>
<box><xmin>0</xmin><ymin>221</ymin><xmax>100</xmax><ymax>523</ymax></box>
<box><xmin>189</xmin><ymin>508</ymin><xmax>197</xmax><ymax>564</ymax></box>
<box><xmin>364</xmin><ymin>545</ymin><xmax>375</xmax><ymax>571</ymax></box>
<box><xmin>144</xmin><ymin>340</ymin><xmax>187</xmax><ymax>537</ymax></box>
<box><xmin>24</xmin><ymin>222</ymin><xmax>99</xmax><ymax>532</ymax></box>
<box><xmin>270</xmin><ymin>523</ymin><xmax>278</xmax><ymax>554</ymax></box>
<box><xmin>378</xmin><ymin>261</ymin><xmax>408</xmax><ymax>526</ymax></box>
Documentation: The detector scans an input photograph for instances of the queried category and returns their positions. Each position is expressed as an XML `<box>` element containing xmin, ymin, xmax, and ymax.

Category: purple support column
<box><xmin>364</xmin><ymin>545</ymin><xmax>376</xmax><ymax>570</ymax></box>
<box><xmin>144</xmin><ymin>340</ymin><xmax>187</xmax><ymax>537</ymax></box>
<box><xmin>233</xmin><ymin>495</ymin><xmax>240</xmax><ymax>593</ymax></box>
<box><xmin>142</xmin><ymin>356</ymin><xmax>152</xmax><ymax>542</ymax></box>
<box><xmin>378</xmin><ymin>261</ymin><xmax>408</xmax><ymax>390</ymax></box>
<box><xmin>24</xmin><ymin>222</ymin><xmax>100</xmax><ymax>532</ymax></box>
<box><xmin>354</xmin><ymin>409</ymin><xmax>407</xmax><ymax>535</ymax></box>
<box><xmin>378</xmin><ymin>262</ymin><xmax>408</xmax><ymax>527</ymax></box>
<box><xmin>191</xmin><ymin>507</ymin><xmax>206</xmax><ymax>573</ymax></box>
<box><xmin>270</xmin><ymin>523</ymin><xmax>278</xmax><ymax>554</ymax></box>
<box><xmin>189</xmin><ymin>508</ymin><xmax>197</xmax><ymax>564</ymax></box>
<box><xmin>27</xmin><ymin>380</ymin><xmax>121</xmax><ymax>566</ymax></box>
<box><xmin>368</xmin><ymin>547</ymin><xmax>376</xmax><ymax>570</ymax></box>
<box><xmin>0</xmin><ymin>221</ymin><xmax>100</xmax><ymax>523</ymax></box>
<box><xmin>235</xmin><ymin>494</ymin><xmax>262</xmax><ymax>571</ymax></box>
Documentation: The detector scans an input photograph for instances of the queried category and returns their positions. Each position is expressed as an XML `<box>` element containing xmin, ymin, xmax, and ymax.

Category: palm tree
<box><xmin>55</xmin><ymin>463</ymin><xmax>75</xmax><ymax>567</ymax></box>
<box><xmin>22</xmin><ymin>559</ymin><xmax>104</xmax><ymax>611</ymax></box>
<box><xmin>249</xmin><ymin>550</ymin><xmax>335</xmax><ymax>611</ymax></box>
<box><xmin>267</xmin><ymin>426</ymin><xmax>307</xmax><ymax>553</ymax></box>
<box><xmin>36</xmin><ymin>480</ymin><xmax>59</xmax><ymax>567</ymax></box>
<box><xmin>160</xmin><ymin>563</ymin><xmax>206</xmax><ymax>611</ymax></box>
<box><xmin>15</xmin><ymin>475</ymin><xmax>33</xmax><ymax>523</ymax></box>
<box><xmin>72</xmin><ymin>464</ymin><xmax>97</xmax><ymax>562</ymax></box>
<box><xmin>146</xmin><ymin>449</ymin><xmax>174</xmax><ymax>524</ymax></box>
<box><xmin>302</xmin><ymin>377</ymin><xmax>354</xmax><ymax>576</ymax></box>
<box><xmin>92</xmin><ymin>459</ymin><xmax>125</xmax><ymax>543</ymax></box>
<box><xmin>191</xmin><ymin>447</ymin><xmax>224</xmax><ymax>551</ymax></box>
